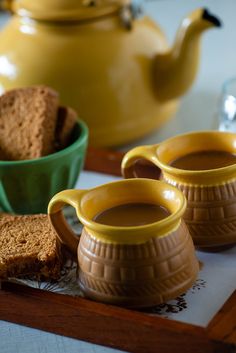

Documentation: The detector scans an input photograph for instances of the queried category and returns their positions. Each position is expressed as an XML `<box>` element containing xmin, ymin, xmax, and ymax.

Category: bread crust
<box><xmin>0</xmin><ymin>86</ymin><xmax>79</xmax><ymax>160</ymax></box>
<box><xmin>0</xmin><ymin>86</ymin><xmax>59</xmax><ymax>160</ymax></box>
<box><xmin>0</xmin><ymin>213</ymin><xmax>61</xmax><ymax>280</ymax></box>
<box><xmin>55</xmin><ymin>106</ymin><xmax>78</xmax><ymax>149</ymax></box>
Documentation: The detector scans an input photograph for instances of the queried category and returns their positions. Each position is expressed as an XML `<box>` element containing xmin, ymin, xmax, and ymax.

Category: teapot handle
<box><xmin>48</xmin><ymin>189</ymin><xmax>87</xmax><ymax>257</ymax></box>
<box><xmin>121</xmin><ymin>144</ymin><xmax>161</xmax><ymax>179</ymax></box>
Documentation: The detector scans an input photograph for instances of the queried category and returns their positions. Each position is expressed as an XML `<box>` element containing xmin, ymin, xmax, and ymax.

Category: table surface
<box><xmin>0</xmin><ymin>1</ymin><xmax>235</xmax><ymax>352</ymax></box>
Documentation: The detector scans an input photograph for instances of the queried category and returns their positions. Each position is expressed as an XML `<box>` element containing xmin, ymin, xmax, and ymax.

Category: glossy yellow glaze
<box><xmin>0</xmin><ymin>3</ymin><xmax>220</xmax><ymax>146</ymax></box>
<box><xmin>48</xmin><ymin>178</ymin><xmax>187</xmax><ymax>245</ymax></box>
<box><xmin>12</xmin><ymin>0</ymin><xmax>129</xmax><ymax>21</ymax></box>
<box><xmin>153</xmin><ymin>8</ymin><xmax>220</xmax><ymax>101</ymax></box>
<box><xmin>122</xmin><ymin>131</ymin><xmax>236</xmax><ymax>186</ymax></box>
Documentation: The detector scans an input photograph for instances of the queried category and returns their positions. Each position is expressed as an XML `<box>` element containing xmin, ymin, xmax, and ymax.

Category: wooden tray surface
<box><xmin>0</xmin><ymin>147</ymin><xmax>235</xmax><ymax>353</ymax></box>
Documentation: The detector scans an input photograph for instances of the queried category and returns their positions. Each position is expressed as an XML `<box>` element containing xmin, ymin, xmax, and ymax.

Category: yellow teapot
<box><xmin>0</xmin><ymin>0</ymin><xmax>221</xmax><ymax>146</ymax></box>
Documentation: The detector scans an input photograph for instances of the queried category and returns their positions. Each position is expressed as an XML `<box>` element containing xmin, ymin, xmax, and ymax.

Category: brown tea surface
<box><xmin>170</xmin><ymin>150</ymin><xmax>236</xmax><ymax>170</ymax></box>
<box><xmin>93</xmin><ymin>203</ymin><xmax>170</xmax><ymax>227</ymax></box>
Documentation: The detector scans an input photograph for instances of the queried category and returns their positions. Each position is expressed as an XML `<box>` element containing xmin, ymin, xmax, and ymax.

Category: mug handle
<box><xmin>48</xmin><ymin>189</ymin><xmax>87</xmax><ymax>256</ymax></box>
<box><xmin>121</xmin><ymin>144</ymin><xmax>160</xmax><ymax>178</ymax></box>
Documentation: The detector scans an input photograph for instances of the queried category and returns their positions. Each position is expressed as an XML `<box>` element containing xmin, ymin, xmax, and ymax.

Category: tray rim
<box><xmin>0</xmin><ymin>147</ymin><xmax>235</xmax><ymax>353</ymax></box>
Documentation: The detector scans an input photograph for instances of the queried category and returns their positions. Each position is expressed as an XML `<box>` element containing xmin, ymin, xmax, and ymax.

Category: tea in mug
<box><xmin>170</xmin><ymin>150</ymin><xmax>236</xmax><ymax>171</ymax></box>
<box><xmin>93</xmin><ymin>203</ymin><xmax>170</xmax><ymax>227</ymax></box>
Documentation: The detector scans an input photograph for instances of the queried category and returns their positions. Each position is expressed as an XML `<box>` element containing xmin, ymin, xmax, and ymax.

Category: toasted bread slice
<box><xmin>0</xmin><ymin>86</ymin><xmax>59</xmax><ymax>160</ymax></box>
<box><xmin>55</xmin><ymin>106</ymin><xmax>78</xmax><ymax>149</ymax></box>
<box><xmin>0</xmin><ymin>213</ymin><xmax>61</xmax><ymax>279</ymax></box>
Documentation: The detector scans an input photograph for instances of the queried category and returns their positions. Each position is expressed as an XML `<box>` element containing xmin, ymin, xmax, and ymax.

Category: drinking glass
<box><xmin>218</xmin><ymin>77</ymin><xmax>236</xmax><ymax>132</ymax></box>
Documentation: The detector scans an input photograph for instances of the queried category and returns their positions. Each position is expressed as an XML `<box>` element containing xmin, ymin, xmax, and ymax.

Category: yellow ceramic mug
<box><xmin>48</xmin><ymin>178</ymin><xmax>199</xmax><ymax>307</ymax></box>
<box><xmin>122</xmin><ymin>131</ymin><xmax>236</xmax><ymax>249</ymax></box>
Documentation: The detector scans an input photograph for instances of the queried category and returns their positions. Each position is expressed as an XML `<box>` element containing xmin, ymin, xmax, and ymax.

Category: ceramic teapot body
<box><xmin>0</xmin><ymin>2</ymin><xmax>221</xmax><ymax>146</ymax></box>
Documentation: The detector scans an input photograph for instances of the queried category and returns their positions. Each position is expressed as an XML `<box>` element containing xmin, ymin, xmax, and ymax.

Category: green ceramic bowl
<box><xmin>0</xmin><ymin>120</ymin><xmax>88</xmax><ymax>214</ymax></box>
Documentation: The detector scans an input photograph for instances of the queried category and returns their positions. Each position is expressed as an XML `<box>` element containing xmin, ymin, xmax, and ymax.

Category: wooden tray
<box><xmin>0</xmin><ymin>147</ymin><xmax>235</xmax><ymax>353</ymax></box>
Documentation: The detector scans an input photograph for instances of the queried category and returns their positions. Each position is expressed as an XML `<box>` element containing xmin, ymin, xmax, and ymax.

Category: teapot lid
<box><xmin>13</xmin><ymin>0</ymin><xmax>130</xmax><ymax>21</ymax></box>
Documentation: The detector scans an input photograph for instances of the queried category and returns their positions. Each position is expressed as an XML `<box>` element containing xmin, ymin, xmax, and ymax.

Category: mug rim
<box><xmin>0</xmin><ymin>119</ymin><xmax>88</xmax><ymax>166</ymax></box>
<box><xmin>76</xmin><ymin>178</ymin><xmax>187</xmax><ymax>242</ymax></box>
<box><xmin>155</xmin><ymin>130</ymin><xmax>236</xmax><ymax>184</ymax></box>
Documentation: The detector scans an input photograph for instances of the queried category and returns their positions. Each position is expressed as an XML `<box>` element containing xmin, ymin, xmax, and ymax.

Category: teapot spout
<box><xmin>153</xmin><ymin>8</ymin><xmax>221</xmax><ymax>101</ymax></box>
